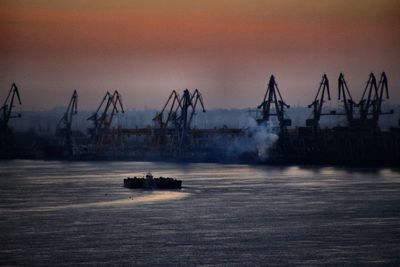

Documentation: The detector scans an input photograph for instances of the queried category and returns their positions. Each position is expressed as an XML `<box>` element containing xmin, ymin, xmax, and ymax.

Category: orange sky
<box><xmin>1</xmin><ymin>0</ymin><xmax>400</xmax><ymax>109</ymax></box>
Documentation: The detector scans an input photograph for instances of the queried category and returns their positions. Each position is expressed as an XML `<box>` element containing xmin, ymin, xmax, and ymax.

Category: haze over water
<box><xmin>1</xmin><ymin>160</ymin><xmax>399</xmax><ymax>266</ymax></box>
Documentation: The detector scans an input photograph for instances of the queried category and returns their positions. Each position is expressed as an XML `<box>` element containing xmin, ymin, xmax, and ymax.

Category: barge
<box><xmin>124</xmin><ymin>172</ymin><xmax>182</xmax><ymax>189</ymax></box>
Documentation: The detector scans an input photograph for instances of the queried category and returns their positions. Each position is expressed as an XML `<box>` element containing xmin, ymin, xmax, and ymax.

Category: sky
<box><xmin>1</xmin><ymin>0</ymin><xmax>400</xmax><ymax>110</ymax></box>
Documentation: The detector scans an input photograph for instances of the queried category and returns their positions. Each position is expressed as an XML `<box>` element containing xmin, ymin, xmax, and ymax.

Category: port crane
<box><xmin>257</xmin><ymin>75</ymin><xmax>291</xmax><ymax>134</ymax></box>
<box><xmin>176</xmin><ymin>89</ymin><xmax>206</xmax><ymax>151</ymax></box>
<box><xmin>371</xmin><ymin>72</ymin><xmax>393</xmax><ymax>126</ymax></box>
<box><xmin>98</xmin><ymin>90</ymin><xmax>124</xmax><ymax>131</ymax></box>
<box><xmin>178</xmin><ymin>89</ymin><xmax>206</xmax><ymax>133</ymax></box>
<box><xmin>152</xmin><ymin>89</ymin><xmax>206</xmax><ymax>153</ymax></box>
<box><xmin>337</xmin><ymin>73</ymin><xmax>357</xmax><ymax>126</ymax></box>
<box><xmin>152</xmin><ymin>90</ymin><xmax>182</xmax><ymax>150</ymax></box>
<box><xmin>153</xmin><ymin>90</ymin><xmax>182</xmax><ymax>129</ymax></box>
<box><xmin>88</xmin><ymin>91</ymin><xmax>124</xmax><ymax>147</ymax></box>
<box><xmin>0</xmin><ymin>83</ymin><xmax>22</xmax><ymax>132</ymax></box>
<box><xmin>358</xmin><ymin>72</ymin><xmax>379</xmax><ymax>128</ymax></box>
<box><xmin>306</xmin><ymin>74</ymin><xmax>335</xmax><ymax>129</ymax></box>
<box><xmin>55</xmin><ymin>90</ymin><xmax>78</xmax><ymax>148</ymax></box>
<box><xmin>189</xmin><ymin>89</ymin><xmax>206</xmax><ymax>127</ymax></box>
<box><xmin>336</xmin><ymin>72</ymin><xmax>393</xmax><ymax>128</ymax></box>
<box><xmin>87</xmin><ymin>91</ymin><xmax>112</xmax><ymax>135</ymax></box>
<box><xmin>356</xmin><ymin>72</ymin><xmax>393</xmax><ymax>128</ymax></box>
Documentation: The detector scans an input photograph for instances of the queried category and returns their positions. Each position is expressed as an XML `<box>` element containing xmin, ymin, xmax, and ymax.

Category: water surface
<box><xmin>1</xmin><ymin>160</ymin><xmax>399</xmax><ymax>266</ymax></box>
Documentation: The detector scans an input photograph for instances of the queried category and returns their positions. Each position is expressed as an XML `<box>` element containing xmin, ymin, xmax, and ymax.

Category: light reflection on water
<box><xmin>1</xmin><ymin>191</ymin><xmax>190</xmax><ymax>213</ymax></box>
<box><xmin>0</xmin><ymin>160</ymin><xmax>400</xmax><ymax>266</ymax></box>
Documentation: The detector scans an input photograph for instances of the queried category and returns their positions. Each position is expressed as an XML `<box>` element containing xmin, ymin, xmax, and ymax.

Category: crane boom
<box><xmin>188</xmin><ymin>89</ymin><xmax>206</xmax><ymax>128</ymax></box>
<box><xmin>1</xmin><ymin>83</ymin><xmax>22</xmax><ymax>130</ymax></box>
<box><xmin>372</xmin><ymin>72</ymin><xmax>394</xmax><ymax>125</ymax></box>
<box><xmin>306</xmin><ymin>74</ymin><xmax>333</xmax><ymax>129</ymax></box>
<box><xmin>88</xmin><ymin>91</ymin><xmax>112</xmax><ymax>131</ymax></box>
<box><xmin>56</xmin><ymin>90</ymin><xmax>78</xmax><ymax>147</ymax></box>
<box><xmin>337</xmin><ymin>73</ymin><xmax>357</xmax><ymax>126</ymax></box>
<box><xmin>88</xmin><ymin>90</ymin><xmax>125</xmax><ymax>148</ymax></box>
<box><xmin>359</xmin><ymin>73</ymin><xmax>378</xmax><ymax>125</ymax></box>
<box><xmin>99</xmin><ymin>90</ymin><xmax>124</xmax><ymax>129</ymax></box>
<box><xmin>154</xmin><ymin>89</ymin><xmax>206</xmax><ymax>154</ymax></box>
<box><xmin>153</xmin><ymin>90</ymin><xmax>182</xmax><ymax>129</ymax></box>
<box><xmin>257</xmin><ymin>75</ymin><xmax>291</xmax><ymax>133</ymax></box>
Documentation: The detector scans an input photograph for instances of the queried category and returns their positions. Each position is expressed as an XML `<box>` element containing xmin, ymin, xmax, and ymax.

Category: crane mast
<box><xmin>372</xmin><ymin>72</ymin><xmax>393</xmax><ymax>126</ymax></box>
<box><xmin>337</xmin><ymin>73</ymin><xmax>356</xmax><ymax>126</ymax></box>
<box><xmin>354</xmin><ymin>72</ymin><xmax>393</xmax><ymax>128</ymax></box>
<box><xmin>153</xmin><ymin>90</ymin><xmax>182</xmax><ymax>129</ymax></box>
<box><xmin>87</xmin><ymin>91</ymin><xmax>112</xmax><ymax>142</ymax></box>
<box><xmin>1</xmin><ymin>83</ymin><xmax>22</xmax><ymax>131</ymax></box>
<box><xmin>153</xmin><ymin>89</ymin><xmax>206</xmax><ymax>154</ymax></box>
<box><xmin>358</xmin><ymin>73</ymin><xmax>379</xmax><ymax>127</ymax></box>
<box><xmin>257</xmin><ymin>75</ymin><xmax>291</xmax><ymax>134</ymax></box>
<box><xmin>88</xmin><ymin>91</ymin><xmax>124</xmax><ymax>147</ymax></box>
<box><xmin>176</xmin><ymin>89</ymin><xmax>206</xmax><ymax>151</ymax></box>
<box><xmin>56</xmin><ymin>90</ymin><xmax>78</xmax><ymax>148</ymax></box>
<box><xmin>187</xmin><ymin>89</ymin><xmax>206</xmax><ymax>128</ymax></box>
<box><xmin>178</xmin><ymin>89</ymin><xmax>206</xmax><ymax>132</ymax></box>
<box><xmin>306</xmin><ymin>74</ymin><xmax>333</xmax><ymax>129</ymax></box>
<box><xmin>98</xmin><ymin>90</ymin><xmax>124</xmax><ymax>130</ymax></box>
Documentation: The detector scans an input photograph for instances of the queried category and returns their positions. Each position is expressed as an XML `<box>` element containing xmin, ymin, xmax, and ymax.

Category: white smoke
<box><xmin>214</xmin><ymin>117</ymin><xmax>279</xmax><ymax>161</ymax></box>
<box><xmin>244</xmin><ymin>117</ymin><xmax>279</xmax><ymax>159</ymax></box>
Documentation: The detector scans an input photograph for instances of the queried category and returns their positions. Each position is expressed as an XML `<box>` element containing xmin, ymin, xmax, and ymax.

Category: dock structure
<box><xmin>1</xmin><ymin>73</ymin><xmax>399</xmax><ymax>165</ymax></box>
<box><xmin>272</xmin><ymin>72</ymin><xmax>398</xmax><ymax>165</ymax></box>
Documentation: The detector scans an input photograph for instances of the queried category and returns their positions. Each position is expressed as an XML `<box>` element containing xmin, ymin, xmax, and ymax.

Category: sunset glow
<box><xmin>1</xmin><ymin>0</ymin><xmax>399</xmax><ymax>109</ymax></box>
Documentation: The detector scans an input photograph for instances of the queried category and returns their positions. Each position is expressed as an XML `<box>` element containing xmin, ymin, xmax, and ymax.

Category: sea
<box><xmin>0</xmin><ymin>160</ymin><xmax>399</xmax><ymax>266</ymax></box>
